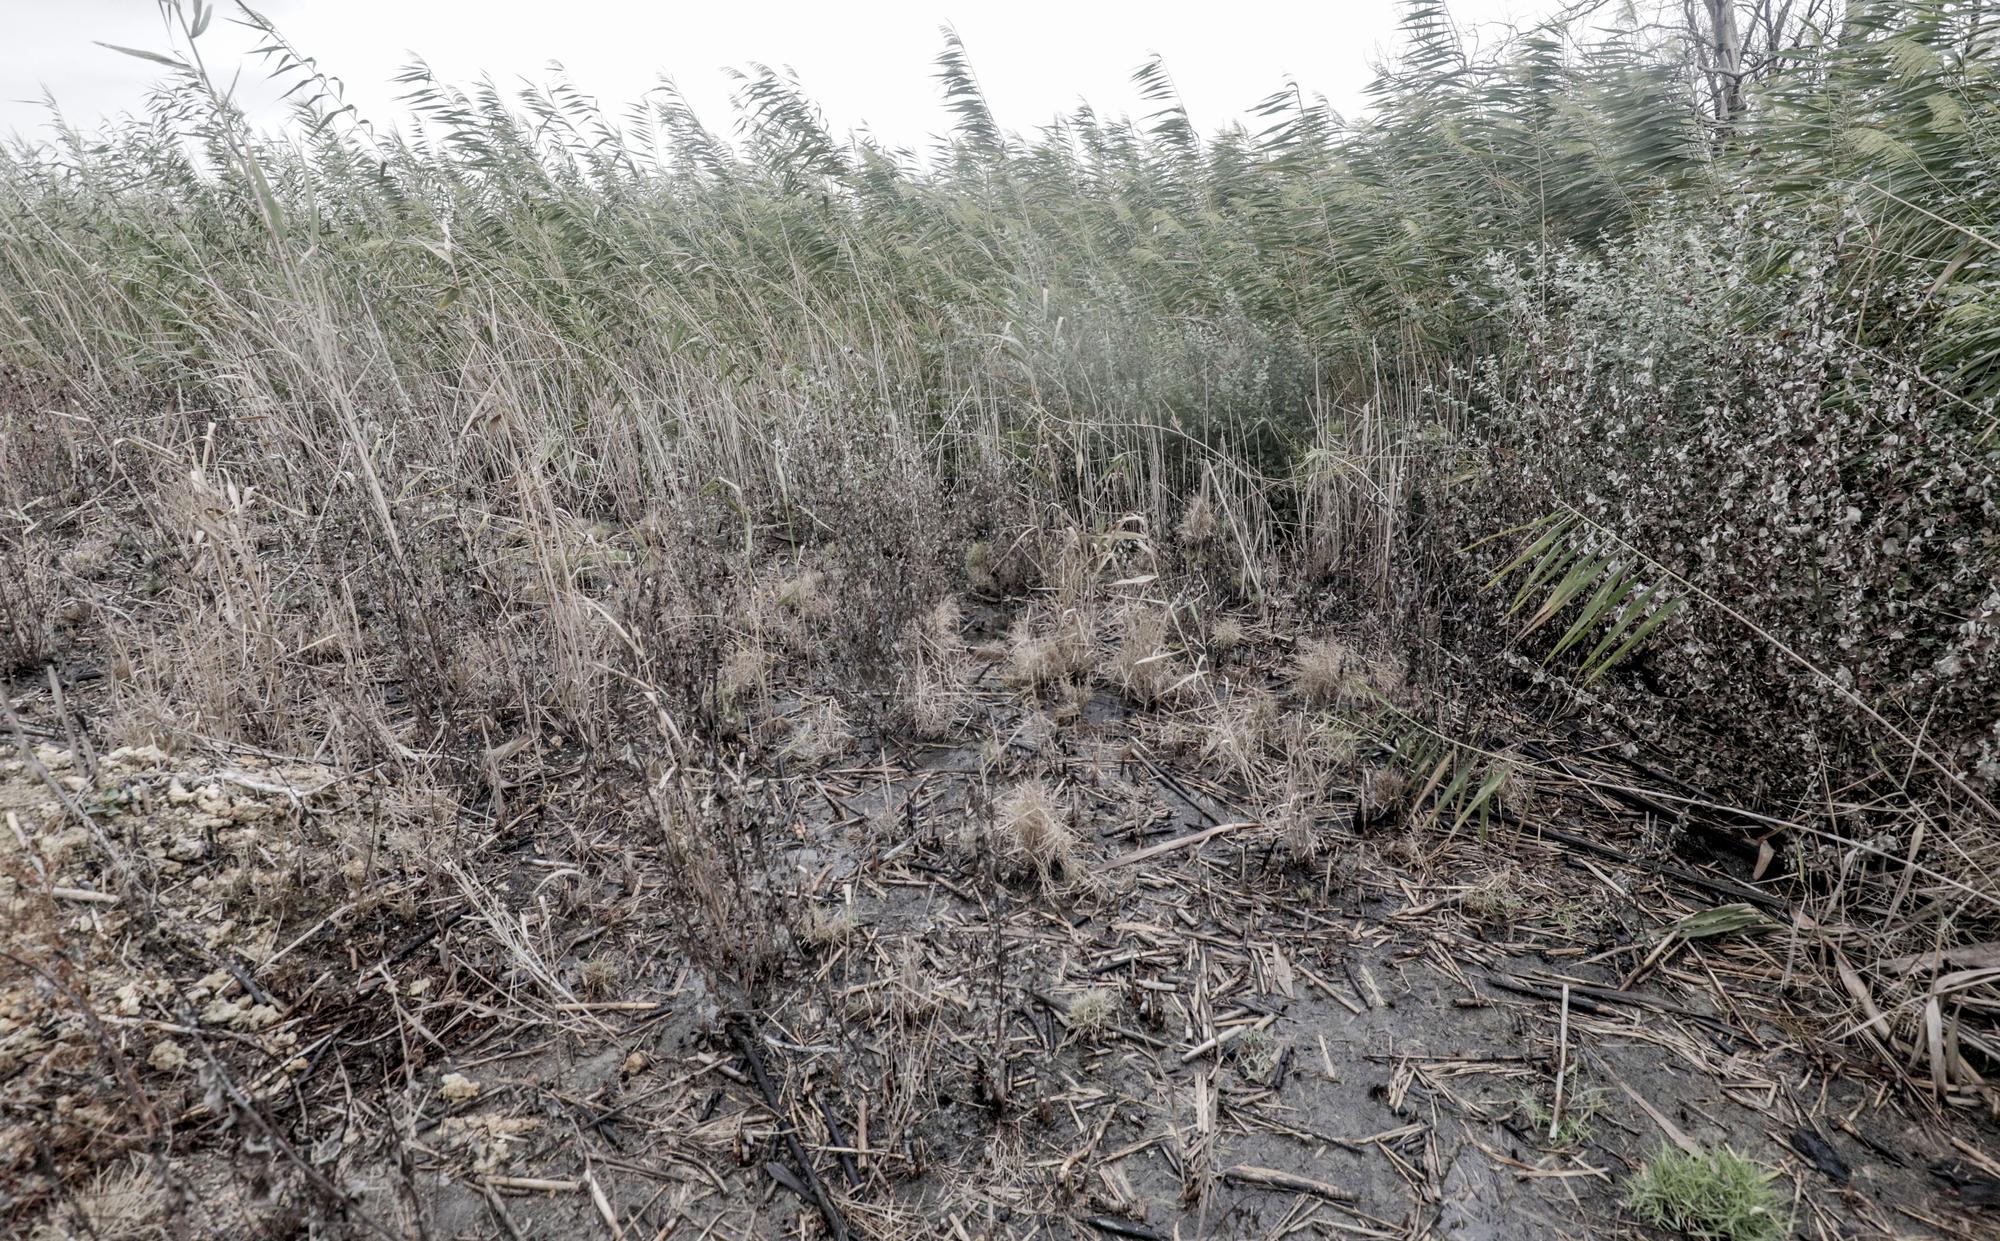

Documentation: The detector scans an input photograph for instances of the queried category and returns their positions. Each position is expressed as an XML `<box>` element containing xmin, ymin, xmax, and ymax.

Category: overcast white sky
<box><xmin>3</xmin><ymin>1</ymin><xmax>1554</xmax><ymax>149</ymax></box>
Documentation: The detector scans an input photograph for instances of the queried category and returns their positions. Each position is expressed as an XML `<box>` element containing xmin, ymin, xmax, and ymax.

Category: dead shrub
<box><xmin>0</xmin><ymin>544</ymin><xmax>64</xmax><ymax>675</ymax></box>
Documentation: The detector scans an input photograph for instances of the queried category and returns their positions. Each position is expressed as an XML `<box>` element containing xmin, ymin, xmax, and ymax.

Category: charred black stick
<box><xmin>730</xmin><ymin>1017</ymin><xmax>848</xmax><ymax>1241</ymax></box>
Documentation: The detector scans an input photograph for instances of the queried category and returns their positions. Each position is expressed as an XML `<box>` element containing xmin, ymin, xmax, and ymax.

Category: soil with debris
<box><xmin>4</xmin><ymin>602</ymin><xmax>1999</xmax><ymax>1240</ymax></box>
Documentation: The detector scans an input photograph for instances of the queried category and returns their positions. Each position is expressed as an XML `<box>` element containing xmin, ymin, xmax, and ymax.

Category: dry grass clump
<box><xmin>1065</xmin><ymin>987</ymin><xmax>1121</xmax><ymax>1039</ymax></box>
<box><xmin>986</xmin><ymin>710</ymin><xmax>1078</xmax><ymax>781</ymax></box>
<box><xmin>1177</xmin><ymin>484</ymin><xmax>1262</xmax><ymax>589</ymax></box>
<box><xmin>1107</xmin><ymin>603</ymin><xmax>1193</xmax><ymax>707</ymax></box>
<box><xmin>445</xmin><ymin>627</ymin><xmax>532</xmax><ymax>718</ymax></box>
<box><xmin>1368</xmin><ymin>651</ymin><xmax>1408</xmax><ymax>703</ymax></box>
<box><xmin>903</xmin><ymin>596</ymin><xmax>969</xmax><ymax>739</ymax></box>
<box><xmin>713</xmin><ymin>640</ymin><xmax>774</xmax><ymax>736</ymax></box>
<box><xmin>31</xmin><ymin>1161</ymin><xmax>167</xmax><ymax>1241</ymax></box>
<box><xmin>1294</xmin><ymin>636</ymin><xmax>1364</xmax><ymax>706</ymax></box>
<box><xmin>0</xmin><ymin>544</ymin><xmax>71</xmax><ymax>676</ymax></box>
<box><xmin>719</xmin><ymin>642</ymin><xmax>773</xmax><ymax>704</ymax></box>
<box><xmin>1293</xmin><ymin>636</ymin><xmax>1409</xmax><ymax>708</ymax></box>
<box><xmin>1269</xmin><ymin>792</ymin><xmax>1320</xmax><ymax>863</ymax></box>
<box><xmin>1358</xmin><ymin>763</ymin><xmax>1410</xmax><ymax>826</ymax></box>
<box><xmin>1266</xmin><ymin>735</ymin><xmax>1347</xmax><ymax>862</ymax></box>
<box><xmin>1300</xmin><ymin>717</ymin><xmax>1362</xmax><ymax>770</ymax></box>
<box><xmin>577</xmin><ymin>953</ymin><xmax>625</xmax><ymax>996</ymax></box>
<box><xmin>1048</xmin><ymin>526</ymin><xmax>1104</xmax><ymax>610</ymax></box>
<box><xmin>1005</xmin><ymin>613</ymin><xmax>1094</xmax><ymax>695</ymax></box>
<box><xmin>1492</xmin><ymin>755</ymin><xmax>1537</xmax><ymax>821</ymax></box>
<box><xmin>994</xmin><ymin>780</ymin><xmax>1082</xmax><ymax>888</ymax></box>
<box><xmin>966</xmin><ymin>536</ymin><xmax>1036</xmax><ymax>597</ymax></box>
<box><xmin>802</xmin><ymin>902</ymin><xmax>858</xmax><ymax>948</ymax></box>
<box><xmin>750</xmin><ymin>566</ymin><xmax>831</xmax><ymax>648</ymax></box>
<box><xmin>905</xmin><ymin>671</ymin><xmax>959</xmax><ymax>740</ymax></box>
<box><xmin>971</xmin><ymin>522</ymin><xmax>1099</xmax><ymax>604</ymax></box>
<box><xmin>1176</xmin><ymin>493</ymin><xmax>1220</xmax><ymax>549</ymax></box>
<box><xmin>920</xmin><ymin>595</ymin><xmax>965</xmax><ymax>653</ymax></box>
<box><xmin>779</xmin><ymin>696</ymin><xmax>853</xmax><ymax>765</ymax></box>
<box><xmin>1201</xmin><ymin>689</ymin><xmax>1279</xmax><ymax>785</ymax></box>
<box><xmin>1208</xmin><ymin>616</ymin><xmax>1247</xmax><ymax>661</ymax></box>
<box><xmin>58</xmin><ymin>535</ymin><xmax>117</xmax><ymax>579</ymax></box>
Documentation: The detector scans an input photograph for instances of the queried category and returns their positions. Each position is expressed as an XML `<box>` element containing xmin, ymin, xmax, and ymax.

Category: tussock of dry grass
<box><xmin>1265</xmin><ymin>732</ymin><xmax>1346</xmax><ymax>862</ymax></box>
<box><xmin>1293</xmin><ymin>635</ymin><xmax>1409</xmax><ymax>709</ymax></box>
<box><xmin>803</xmin><ymin>902</ymin><xmax>858</xmax><ymax>947</ymax></box>
<box><xmin>904</xmin><ymin>667</ymin><xmax>960</xmax><ymax>740</ymax></box>
<box><xmin>1294</xmin><ymin>636</ymin><xmax>1362</xmax><ymax>705</ymax></box>
<box><xmin>718</xmin><ymin>642</ymin><xmax>772</xmax><ymax>706</ymax></box>
<box><xmin>780</xmin><ymin>696</ymin><xmax>852</xmax><ymax>764</ymax></box>
<box><xmin>1359</xmin><ymin>763</ymin><xmax>1410</xmax><ymax>824</ymax></box>
<box><xmin>1005</xmin><ymin>614</ymin><xmax>1094</xmax><ymax>694</ymax></box>
<box><xmin>994</xmin><ymin>780</ymin><xmax>1082</xmax><ymax>888</ymax></box>
<box><xmin>1369</xmin><ymin>651</ymin><xmax>1408</xmax><ymax>703</ymax></box>
<box><xmin>1201</xmin><ymin>688</ymin><xmax>1278</xmax><ymax>785</ymax></box>
<box><xmin>1108</xmin><ymin>603</ymin><xmax>1190</xmax><ymax>707</ymax></box>
<box><xmin>1065</xmin><ymin>987</ymin><xmax>1120</xmax><ymax>1038</ymax></box>
<box><xmin>1269</xmin><ymin>792</ymin><xmax>1320</xmax><ymax>863</ymax></box>
<box><xmin>1048</xmin><ymin>527</ymin><xmax>1103</xmax><ymax>610</ymax></box>
<box><xmin>903</xmin><ymin>595</ymin><xmax>969</xmax><ymax>738</ymax></box>
<box><xmin>921</xmin><ymin>595</ymin><xmax>965</xmax><ymax>652</ymax></box>
<box><xmin>1492</xmin><ymin>755</ymin><xmax>1537</xmax><ymax>820</ymax></box>
<box><xmin>578</xmin><ymin>952</ymin><xmax>625</xmax><ymax>995</ymax></box>
<box><xmin>1461</xmin><ymin>866</ymin><xmax>1529</xmax><ymax>928</ymax></box>
<box><xmin>30</xmin><ymin>1162</ymin><xmax>166</xmax><ymax>1241</ymax></box>
<box><xmin>1209</xmin><ymin>616</ymin><xmax>1247</xmax><ymax>659</ymax></box>
<box><xmin>966</xmin><ymin>538</ymin><xmax>1036</xmax><ymax>597</ymax></box>
<box><xmin>750</xmin><ymin>566</ymin><xmax>831</xmax><ymax>648</ymax></box>
<box><xmin>1176</xmin><ymin>493</ymin><xmax>1219</xmax><ymax>549</ymax></box>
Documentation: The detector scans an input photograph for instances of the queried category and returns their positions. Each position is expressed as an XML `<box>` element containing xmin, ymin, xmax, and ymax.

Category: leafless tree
<box><xmin>1678</xmin><ymin>0</ymin><xmax>1844</xmax><ymax>128</ymax></box>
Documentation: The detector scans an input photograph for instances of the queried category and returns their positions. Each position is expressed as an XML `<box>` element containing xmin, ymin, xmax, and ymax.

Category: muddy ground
<box><xmin>5</xmin><ymin>601</ymin><xmax>1999</xmax><ymax>1240</ymax></box>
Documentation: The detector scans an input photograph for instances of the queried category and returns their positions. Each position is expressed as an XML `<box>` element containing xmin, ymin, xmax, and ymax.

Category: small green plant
<box><xmin>1461</xmin><ymin>867</ymin><xmax>1530</xmax><ymax>929</ymax></box>
<box><xmin>1230</xmin><ymin>1025</ymin><xmax>1279</xmax><ymax>1081</ymax></box>
<box><xmin>1626</xmin><ymin>1146</ymin><xmax>1785</xmax><ymax>1241</ymax></box>
<box><xmin>1514</xmin><ymin>1080</ymin><xmax>1604</xmax><ymax>1148</ymax></box>
<box><xmin>1550</xmin><ymin>891</ymin><xmax>1617</xmax><ymax>940</ymax></box>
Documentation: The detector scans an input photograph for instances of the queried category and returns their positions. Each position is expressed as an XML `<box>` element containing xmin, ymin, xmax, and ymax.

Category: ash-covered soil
<box><xmin>5</xmin><ymin>602</ymin><xmax>1998</xmax><ymax>1240</ymax></box>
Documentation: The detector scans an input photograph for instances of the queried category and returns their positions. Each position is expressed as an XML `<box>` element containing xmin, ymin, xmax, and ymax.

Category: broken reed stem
<box><xmin>1107</xmin><ymin>820</ymin><xmax>1261</xmax><ymax>870</ymax></box>
<box><xmin>1551</xmin><ymin>982</ymin><xmax>1571</xmax><ymax>1142</ymax></box>
<box><xmin>1182</xmin><ymin>1012</ymin><xmax>1276</xmax><ymax>1064</ymax></box>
